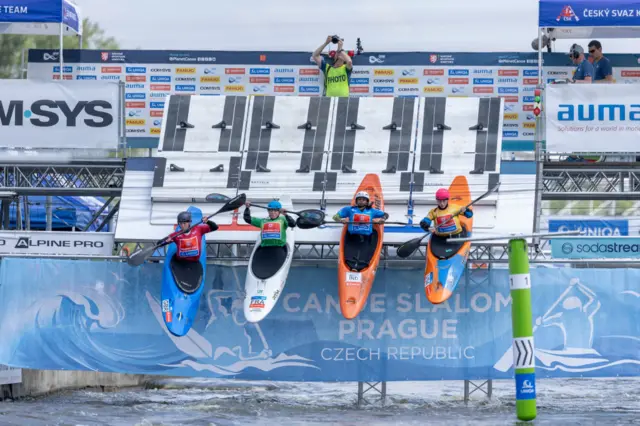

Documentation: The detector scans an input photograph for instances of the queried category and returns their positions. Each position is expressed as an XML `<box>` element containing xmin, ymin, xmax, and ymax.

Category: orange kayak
<box><xmin>337</xmin><ymin>173</ymin><xmax>385</xmax><ymax>319</ymax></box>
<box><xmin>424</xmin><ymin>175</ymin><xmax>473</xmax><ymax>304</ymax></box>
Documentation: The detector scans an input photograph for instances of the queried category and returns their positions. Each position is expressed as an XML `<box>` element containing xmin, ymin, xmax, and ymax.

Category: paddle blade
<box><xmin>214</xmin><ymin>193</ymin><xmax>246</xmax><ymax>215</ymax></box>
<box><xmin>127</xmin><ymin>245</ymin><xmax>157</xmax><ymax>266</ymax></box>
<box><xmin>205</xmin><ymin>193</ymin><xmax>231</xmax><ymax>203</ymax></box>
<box><xmin>296</xmin><ymin>209</ymin><xmax>325</xmax><ymax>223</ymax></box>
<box><xmin>396</xmin><ymin>236</ymin><xmax>425</xmax><ymax>258</ymax></box>
<box><xmin>295</xmin><ymin>216</ymin><xmax>322</xmax><ymax>229</ymax></box>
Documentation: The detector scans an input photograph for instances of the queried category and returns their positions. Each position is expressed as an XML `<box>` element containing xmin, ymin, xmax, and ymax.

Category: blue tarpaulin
<box><xmin>7</xmin><ymin>196</ymin><xmax>110</xmax><ymax>232</ymax></box>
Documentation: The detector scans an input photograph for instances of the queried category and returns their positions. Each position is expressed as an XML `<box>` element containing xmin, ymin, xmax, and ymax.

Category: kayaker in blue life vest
<box><xmin>159</xmin><ymin>211</ymin><xmax>219</xmax><ymax>263</ymax></box>
<box><xmin>332</xmin><ymin>191</ymin><xmax>388</xmax><ymax>270</ymax></box>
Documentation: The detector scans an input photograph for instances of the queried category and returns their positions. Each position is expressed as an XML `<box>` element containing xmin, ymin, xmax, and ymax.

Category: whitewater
<box><xmin>1</xmin><ymin>377</ymin><xmax>639</xmax><ymax>425</ymax></box>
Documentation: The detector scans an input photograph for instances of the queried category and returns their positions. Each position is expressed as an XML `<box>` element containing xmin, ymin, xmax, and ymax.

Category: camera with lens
<box><xmin>331</xmin><ymin>35</ymin><xmax>342</xmax><ymax>44</ymax></box>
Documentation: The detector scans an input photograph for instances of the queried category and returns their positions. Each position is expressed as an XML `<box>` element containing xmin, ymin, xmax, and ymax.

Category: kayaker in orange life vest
<box><xmin>419</xmin><ymin>188</ymin><xmax>473</xmax><ymax>237</ymax></box>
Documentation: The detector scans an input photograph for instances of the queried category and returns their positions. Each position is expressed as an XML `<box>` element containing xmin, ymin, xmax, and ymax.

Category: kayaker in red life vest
<box><xmin>158</xmin><ymin>211</ymin><xmax>219</xmax><ymax>262</ymax></box>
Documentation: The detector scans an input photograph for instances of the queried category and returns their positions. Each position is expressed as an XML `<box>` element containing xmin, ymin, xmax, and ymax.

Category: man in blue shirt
<box><xmin>588</xmin><ymin>40</ymin><xmax>613</xmax><ymax>83</ymax></box>
<box><xmin>569</xmin><ymin>44</ymin><xmax>594</xmax><ymax>84</ymax></box>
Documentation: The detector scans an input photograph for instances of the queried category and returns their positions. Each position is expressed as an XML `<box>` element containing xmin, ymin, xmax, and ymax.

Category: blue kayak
<box><xmin>160</xmin><ymin>206</ymin><xmax>207</xmax><ymax>336</ymax></box>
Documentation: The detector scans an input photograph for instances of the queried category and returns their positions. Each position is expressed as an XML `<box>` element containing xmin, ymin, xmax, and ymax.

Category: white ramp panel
<box><xmin>411</xmin><ymin>97</ymin><xmax>503</xmax><ymax>229</ymax></box>
<box><xmin>150</xmin><ymin>95</ymin><xmax>250</xmax><ymax>226</ymax></box>
<box><xmin>323</xmin><ymin>97</ymin><xmax>419</xmax><ymax>224</ymax></box>
<box><xmin>237</xmin><ymin>96</ymin><xmax>331</xmax><ymax>211</ymax></box>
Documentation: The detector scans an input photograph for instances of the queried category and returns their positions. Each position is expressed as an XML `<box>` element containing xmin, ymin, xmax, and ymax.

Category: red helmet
<box><xmin>435</xmin><ymin>188</ymin><xmax>450</xmax><ymax>200</ymax></box>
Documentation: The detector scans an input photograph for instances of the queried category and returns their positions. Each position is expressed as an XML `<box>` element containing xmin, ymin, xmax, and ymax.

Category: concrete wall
<box><xmin>1</xmin><ymin>369</ymin><xmax>152</xmax><ymax>400</ymax></box>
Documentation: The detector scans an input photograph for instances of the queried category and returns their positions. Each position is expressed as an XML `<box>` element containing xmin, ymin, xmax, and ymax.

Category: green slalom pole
<box><xmin>508</xmin><ymin>238</ymin><xmax>537</xmax><ymax>421</ymax></box>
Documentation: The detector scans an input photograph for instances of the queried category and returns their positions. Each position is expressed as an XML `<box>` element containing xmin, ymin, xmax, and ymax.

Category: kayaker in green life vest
<box><xmin>312</xmin><ymin>35</ymin><xmax>353</xmax><ymax>97</ymax></box>
<box><xmin>243</xmin><ymin>200</ymin><xmax>296</xmax><ymax>247</ymax></box>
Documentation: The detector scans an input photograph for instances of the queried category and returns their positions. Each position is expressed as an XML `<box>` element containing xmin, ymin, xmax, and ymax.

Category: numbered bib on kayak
<box><xmin>345</xmin><ymin>271</ymin><xmax>362</xmax><ymax>286</ymax></box>
<box><xmin>262</xmin><ymin>221</ymin><xmax>282</xmax><ymax>240</ymax></box>
<box><xmin>178</xmin><ymin>235</ymin><xmax>199</xmax><ymax>257</ymax></box>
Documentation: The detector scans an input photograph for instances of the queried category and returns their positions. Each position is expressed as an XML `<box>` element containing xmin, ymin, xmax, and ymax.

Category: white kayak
<box><xmin>243</xmin><ymin>195</ymin><xmax>295</xmax><ymax>323</ymax></box>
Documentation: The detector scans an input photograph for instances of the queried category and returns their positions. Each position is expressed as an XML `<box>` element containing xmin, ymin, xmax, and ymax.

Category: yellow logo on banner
<box><xmin>523</xmin><ymin>122</ymin><xmax>536</xmax><ymax>128</ymax></box>
<box><xmin>504</xmin><ymin>113</ymin><xmax>519</xmax><ymax>120</ymax></box>
<box><xmin>398</xmin><ymin>78</ymin><xmax>419</xmax><ymax>84</ymax></box>
<box><xmin>126</xmin><ymin>119</ymin><xmax>146</xmax><ymax>126</ymax></box>
<box><xmin>175</xmin><ymin>67</ymin><xmax>196</xmax><ymax>74</ymax></box>
<box><xmin>374</xmin><ymin>69</ymin><xmax>394</xmax><ymax>76</ymax></box>
<box><xmin>200</xmin><ymin>76</ymin><xmax>221</xmax><ymax>83</ymax></box>
<box><xmin>225</xmin><ymin>85</ymin><xmax>245</xmax><ymax>92</ymax></box>
<box><xmin>423</xmin><ymin>86</ymin><xmax>444</xmax><ymax>93</ymax></box>
<box><xmin>150</xmin><ymin>128</ymin><xmax>161</xmax><ymax>134</ymax></box>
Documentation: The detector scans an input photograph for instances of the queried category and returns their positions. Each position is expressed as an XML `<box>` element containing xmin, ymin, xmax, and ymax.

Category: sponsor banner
<box><xmin>546</xmin><ymin>84</ymin><xmax>640</xmax><ymax>153</ymax></box>
<box><xmin>25</xmin><ymin>49</ymin><xmax>640</xmax><ymax>146</ymax></box>
<box><xmin>0</xmin><ymin>80</ymin><xmax>119</xmax><ymax>149</ymax></box>
<box><xmin>0</xmin><ymin>232</ymin><xmax>114</xmax><ymax>256</ymax></box>
<box><xmin>0</xmin><ymin>364</ymin><xmax>21</xmax><ymax>385</ymax></box>
<box><xmin>551</xmin><ymin>237</ymin><xmax>640</xmax><ymax>259</ymax></box>
<box><xmin>2</xmin><ymin>260</ymin><xmax>640</xmax><ymax>381</ymax></box>
<box><xmin>548</xmin><ymin>218</ymin><xmax>629</xmax><ymax>236</ymax></box>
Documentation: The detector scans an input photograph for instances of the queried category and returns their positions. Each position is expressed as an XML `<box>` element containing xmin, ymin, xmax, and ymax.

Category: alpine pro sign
<box><xmin>0</xmin><ymin>80</ymin><xmax>120</xmax><ymax>149</ymax></box>
<box><xmin>0</xmin><ymin>231</ymin><xmax>114</xmax><ymax>256</ymax></box>
<box><xmin>546</xmin><ymin>84</ymin><xmax>640</xmax><ymax>153</ymax></box>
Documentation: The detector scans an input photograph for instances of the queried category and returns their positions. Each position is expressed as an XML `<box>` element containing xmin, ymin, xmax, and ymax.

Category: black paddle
<box><xmin>127</xmin><ymin>193</ymin><xmax>246</xmax><ymax>267</ymax></box>
<box><xmin>396</xmin><ymin>182</ymin><xmax>501</xmax><ymax>258</ymax></box>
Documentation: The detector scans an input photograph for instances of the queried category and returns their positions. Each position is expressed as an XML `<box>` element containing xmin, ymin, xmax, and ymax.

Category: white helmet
<box><xmin>355</xmin><ymin>191</ymin><xmax>370</xmax><ymax>202</ymax></box>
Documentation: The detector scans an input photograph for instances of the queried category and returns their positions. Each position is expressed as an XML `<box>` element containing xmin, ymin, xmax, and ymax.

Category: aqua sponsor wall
<box><xmin>0</xmin><ymin>258</ymin><xmax>638</xmax><ymax>381</ymax></box>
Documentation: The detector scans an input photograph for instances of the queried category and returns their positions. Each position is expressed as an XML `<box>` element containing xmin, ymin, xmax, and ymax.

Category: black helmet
<box><xmin>177</xmin><ymin>211</ymin><xmax>192</xmax><ymax>223</ymax></box>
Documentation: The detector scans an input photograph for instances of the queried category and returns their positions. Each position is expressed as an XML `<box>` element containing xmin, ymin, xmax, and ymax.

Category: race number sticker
<box><xmin>161</xmin><ymin>299</ymin><xmax>172</xmax><ymax>312</ymax></box>
<box><xmin>262</xmin><ymin>222</ymin><xmax>282</xmax><ymax>240</ymax></box>
<box><xmin>424</xmin><ymin>272</ymin><xmax>433</xmax><ymax>287</ymax></box>
<box><xmin>345</xmin><ymin>271</ymin><xmax>362</xmax><ymax>286</ymax></box>
<box><xmin>249</xmin><ymin>295</ymin><xmax>266</xmax><ymax>310</ymax></box>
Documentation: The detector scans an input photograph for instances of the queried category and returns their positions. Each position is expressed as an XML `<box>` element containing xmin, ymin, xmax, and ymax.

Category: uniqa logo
<box><xmin>558</xmin><ymin>104</ymin><xmax>640</xmax><ymax>121</ymax></box>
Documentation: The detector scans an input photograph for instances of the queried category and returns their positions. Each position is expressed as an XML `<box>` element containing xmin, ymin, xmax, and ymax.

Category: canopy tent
<box><xmin>0</xmin><ymin>0</ymin><xmax>82</xmax><ymax>77</ymax></box>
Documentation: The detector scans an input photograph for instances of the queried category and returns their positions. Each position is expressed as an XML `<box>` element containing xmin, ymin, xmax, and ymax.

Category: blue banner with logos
<box><xmin>552</xmin><ymin>237</ymin><xmax>640</xmax><ymax>259</ymax></box>
<box><xmin>1</xmin><ymin>258</ymin><xmax>639</xmax><ymax>381</ymax></box>
<box><xmin>25</xmin><ymin>49</ymin><xmax>640</xmax><ymax>150</ymax></box>
<box><xmin>549</xmin><ymin>218</ymin><xmax>629</xmax><ymax>236</ymax></box>
<box><xmin>540</xmin><ymin>0</ymin><xmax>640</xmax><ymax>28</ymax></box>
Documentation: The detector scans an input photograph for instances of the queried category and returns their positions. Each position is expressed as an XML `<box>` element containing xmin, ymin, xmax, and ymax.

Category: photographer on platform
<box><xmin>569</xmin><ymin>43</ymin><xmax>594</xmax><ymax>83</ymax></box>
<box><xmin>588</xmin><ymin>40</ymin><xmax>613</xmax><ymax>83</ymax></box>
<box><xmin>312</xmin><ymin>35</ymin><xmax>353</xmax><ymax>97</ymax></box>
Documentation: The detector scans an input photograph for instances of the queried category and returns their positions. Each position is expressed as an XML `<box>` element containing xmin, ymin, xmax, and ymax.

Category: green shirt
<box><xmin>250</xmin><ymin>215</ymin><xmax>289</xmax><ymax>247</ymax></box>
<box><xmin>325</xmin><ymin>63</ymin><xmax>350</xmax><ymax>97</ymax></box>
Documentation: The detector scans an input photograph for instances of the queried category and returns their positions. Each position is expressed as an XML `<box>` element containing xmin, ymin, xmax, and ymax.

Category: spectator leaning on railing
<box><xmin>569</xmin><ymin>44</ymin><xmax>594</xmax><ymax>84</ymax></box>
<box><xmin>312</xmin><ymin>35</ymin><xmax>353</xmax><ymax>97</ymax></box>
<box><xmin>588</xmin><ymin>40</ymin><xmax>613</xmax><ymax>83</ymax></box>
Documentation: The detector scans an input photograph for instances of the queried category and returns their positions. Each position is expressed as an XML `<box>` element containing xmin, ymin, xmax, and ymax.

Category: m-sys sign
<box><xmin>0</xmin><ymin>80</ymin><xmax>120</xmax><ymax>149</ymax></box>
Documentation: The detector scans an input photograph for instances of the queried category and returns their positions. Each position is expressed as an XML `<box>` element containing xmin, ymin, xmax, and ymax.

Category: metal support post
<box><xmin>356</xmin><ymin>381</ymin><xmax>386</xmax><ymax>408</ymax></box>
<box><xmin>464</xmin><ymin>379</ymin><xmax>493</xmax><ymax>403</ymax></box>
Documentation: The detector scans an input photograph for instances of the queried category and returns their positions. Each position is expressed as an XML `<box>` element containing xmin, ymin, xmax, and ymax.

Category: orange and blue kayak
<box><xmin>337</xmin><ymin>174</ymin><xmax>385</xmax><ymax>319</ymax></box>
<box><xmin>424</xmin><ymin>175</ymin><xmax>473</xmax><ymax>304</ymax></box>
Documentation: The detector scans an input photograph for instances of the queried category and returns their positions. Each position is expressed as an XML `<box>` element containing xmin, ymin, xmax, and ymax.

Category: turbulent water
<box><xmin>1</xmin><ymin>377</ymin><xmax>639</xmax><ymax>425</ymax></box>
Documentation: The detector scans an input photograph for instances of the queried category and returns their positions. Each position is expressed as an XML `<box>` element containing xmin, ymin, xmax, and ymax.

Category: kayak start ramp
<box><xmin>115</xmin><ymin>95</ymin><xmax>535</xmax><ymax>244</ymax></box>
